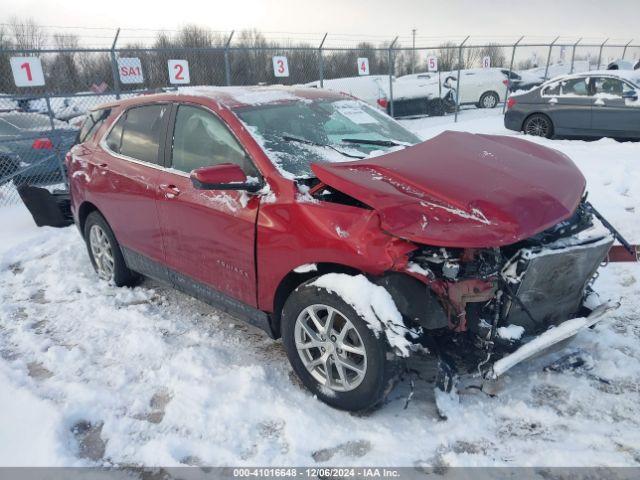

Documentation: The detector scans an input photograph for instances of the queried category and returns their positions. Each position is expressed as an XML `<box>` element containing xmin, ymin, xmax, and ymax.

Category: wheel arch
<box><xmin>77</xmin><ymin>201</ymin><xmax>101</xmax><ymax>233</ymax></box>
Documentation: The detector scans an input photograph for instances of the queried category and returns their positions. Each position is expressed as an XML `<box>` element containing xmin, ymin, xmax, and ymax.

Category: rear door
<box><xmin>544</xmin><ymin>77</ymin><xmax>593</xmax><ymax>133</ymax></box>
<box><xmin>91</xmin><ymin>103</ymin><xmax>169</xmax><ymax>265</ymax></box>
<box><xmin>590</xmin><ymin>76</ymin><xmax>640</xmax><ymax>137</ymax></box>
<box><xmin>155</xmin><ymin>103</ymin><xmax>261</xmax><ymax>307</ymax></box>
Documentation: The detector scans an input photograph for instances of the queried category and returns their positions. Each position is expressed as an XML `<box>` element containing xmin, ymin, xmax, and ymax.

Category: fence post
<box><xmin>44</xmin><ymin>94</ymin><xmax>68</xmax><ymax>187</ymax></box>
<box><xmin>502</xmin><ymin>36</ymin><xmax>524</xmax><ymax>114</ymax></box>
<box><xmin>596</xmin><ymin>38</ymin><xmax>609</xmax><ymax>70</ymax></box>
<box><xmin>453</xmin><ymin>36</ymin><xmax>469</xmax><ymax>123</ymax></box>
<box><xmin>318</xmin><ymin>33</ymin><xmax>327</xmax><ymax>88</ymax></box>
<box><xmin>224</xmin><ymin>30</ymin><xmax>235</xmax><ymax>86</ymax></box>
<box><xmin>569</xmin><ymin>38</ymin><xmax>582</xmax><ymax>74</ymax></box>
<box><xmin>388</xmin><ymin>36</ymin><xmax>398</xmax><ymax>118</ymax></box>
<box><xmin>622</xmin><ymin>39</ymin><xmax>633</xmax><ymax>60</ymax></box>
<box><xmin>110</xmin><ymin>28</ymin><xmax>121</xmax><ymax>100</ymax></box>
<box><xmin>543</xmin><ymin>36</ymin><xmax>560</xmax><ymax>81</ymax></box>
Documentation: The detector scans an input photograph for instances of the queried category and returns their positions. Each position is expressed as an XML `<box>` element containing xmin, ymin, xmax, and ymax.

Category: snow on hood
<box><xmin>311</xmin><ymin>131</ymin><xmax>586</xmax><ymax>248</ymax></box>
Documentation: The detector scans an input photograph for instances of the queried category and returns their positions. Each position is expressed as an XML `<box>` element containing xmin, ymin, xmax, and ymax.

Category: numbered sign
<box><xmin>10</xmin><ymin>57</ymin><xmax>45</xmax><ymax>87</ymax></box>
<box><xmin>168</xmin><ymin>59</ymin><xmax>190</xmax><ymax>84</ymax></box>
<box><xmin>357</xmin><ymin>57</ymin><xmax>370</xmax><ymax>75</ymax></box>
<box><xmin>272</xmin><ymin>56</ymin><xmax>289</xmax><ymax>77</ymax></box>
<box><xmin>117</xmin><ymin>57</ymin><xmax>144</xmax><ymax>84</ymax></box>
<box><xmin>427</xmin><ymin>56</ymin><xmax>438</xmax><ymax>72</ymax></box>
<box><xmin>482</xmin><ymin>56</ymin><xmax>491</xmax><ymax>69</ymax></box>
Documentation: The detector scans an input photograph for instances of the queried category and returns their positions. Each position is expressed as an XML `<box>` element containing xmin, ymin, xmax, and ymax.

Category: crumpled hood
<box><xmin>311</xmin><ymin>131</ymin><xmax>586</xmax><ymax>248</ymax></box>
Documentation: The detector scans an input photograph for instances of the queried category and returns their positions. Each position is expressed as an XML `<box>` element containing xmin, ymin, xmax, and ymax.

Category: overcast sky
<box><xmin>2</xmin><ymin>0</ymin><xmax>637</xmax><ymax>46</ymax></box>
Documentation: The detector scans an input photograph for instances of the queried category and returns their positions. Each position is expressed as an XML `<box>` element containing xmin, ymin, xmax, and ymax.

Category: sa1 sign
<box><xmin>427</xmin><ymin>56</ymin><xmax>438</xmax><ymax>72</ymax></box>
<box><xmin>357</xmin><ymin>57</ymin><xmax>370</xmax><ymax>75</ymax></box>
<box><xmin>482</xmin><ymin>56</ymin><xmax>491</xmax><ymax>68</ymax></box>
<box><xmin>10</xmin><ymin>57</ymin><xmax>45</xmax><ymax>87</ymax></box>
<box><xmin>168</xmin><ymin>60</ymin><xmax>190</xmax><ymax>84</ymax></box>
<box><xmin>272</xmin><ymin>56</ymin><xmax>289</xmax><ymax>77</ymax></box>
<box><xmin>118</xmin><ymin>58</ymin><xmax>144</xmax><ymax>84</ymax></box>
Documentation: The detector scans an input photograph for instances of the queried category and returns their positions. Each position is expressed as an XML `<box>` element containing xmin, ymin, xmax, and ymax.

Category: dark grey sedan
<box><xmin>504</xmin><ymin>71</ymin><xmax>640</xmax><ymax>139</ymax></box>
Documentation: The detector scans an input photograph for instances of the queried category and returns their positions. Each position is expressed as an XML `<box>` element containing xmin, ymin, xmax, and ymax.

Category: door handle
<box><xmin>594</xmin><ymin>98</ymin><xmax>605</xmax><ymax>106</ymax></box>
<box><xmin>160</xmin><ymin>184</ymin><xmax>181</xmax><ymax>199</ymax></box>
<box><xmin>548</xmin><ymin>97</ymin><xmax>558</xmax><ymax>105</ymax></box>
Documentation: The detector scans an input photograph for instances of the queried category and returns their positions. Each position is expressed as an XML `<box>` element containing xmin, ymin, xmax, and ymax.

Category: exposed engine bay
<box><xmin>403</xmin><ymin>201</ymin><xmax>615</xmax><ymax>379</ymax></box>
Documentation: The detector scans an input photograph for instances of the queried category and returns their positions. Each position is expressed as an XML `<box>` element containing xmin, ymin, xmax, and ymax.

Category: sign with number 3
<box><xmin>10</xmin><ymin>57</ymin><xmax>45</xmax><ymax>87</ymax></box>
<box><xmin>272</xmin><ymin>56</ymin><xmax>289</xmax><ymax>77</ymax></box>
<box><xmin>168</xmin><ymin>60</ymin><xmax>190</xmax><ymax>84</ymax></box>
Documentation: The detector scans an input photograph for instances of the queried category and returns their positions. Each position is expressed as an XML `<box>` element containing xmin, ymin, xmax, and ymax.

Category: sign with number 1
<box><xmin>272</xmin><ymin>56</ymin><xmax>289</xmax><ymax>77</ymax></box>
<box><xmin>357</xmin><ymin>58</ymin><xmax>370</xmax><ymax>75</ymax></box>
<box><xmin>118</xmin><ymin>57</ymin><xmax>144</xmax><ymax>84</ymax></box>
<box><xmin>168</xmin><ymin>60</ymin><xmax>190</xmax><ymax>84</ymax></box>
<box><xmin>10</xmin><ymin>57</ymin><xmax>45</xmax><ymax>87</ymax></box>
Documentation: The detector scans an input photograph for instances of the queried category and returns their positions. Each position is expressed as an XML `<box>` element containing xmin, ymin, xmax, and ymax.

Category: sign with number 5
<box><xmin>272</xmin><ymin>56</ymin><xmax>289</xmax><ymax>77</ymax></box>
<box><xmin>168</xmin><ymin>60</ymin><xmax>190</xmax><ymax>84</ymax></box>
<box><xmin>427</xmin><ymin>56</ymin><xmax>438</xmax><ymax>72</ymax></box>
<box><xmin>357</xmin><ymin>58</ymin><xmax>370</xmax><ymax>76</ymax></box>
<box><xmin>10</xmin><ymin>57</ymin><xmax>45</xmax><ymax>87</ymax></box>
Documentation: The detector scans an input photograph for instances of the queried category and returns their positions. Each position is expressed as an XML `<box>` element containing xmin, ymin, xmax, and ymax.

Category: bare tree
<box><xmin>436</xmin><ymin>42</ymin><xmax>458</xmax><ymax>71</ymax></box>
<box><xmin>478</xmin><ymin>43</ymin><xmax>506</xmax><ymax>68</ymax></box>
<box><xmin>10</xmin><ymin>17</ymin><xmax>47</xmax><ymax>50</ymax></box>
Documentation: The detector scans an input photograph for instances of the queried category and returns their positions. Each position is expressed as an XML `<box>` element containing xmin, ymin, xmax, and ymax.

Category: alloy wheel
<box><xmin>294</xmin><ymin>304</ymin><xmax>367</xmax><ymax>392</ymax></box>
<box><xmin>483</xmin><ymin>94</ymin><xmax>497</xmax><ymax>108</ymax></box>
<box><xmin>89</xmin><ymin>224</ymin><xmax>115</xmax><ymax>281</ymax></box>
<box><xmin>525</xmin><ymin>116</ymin><xmax>551</xmax><ymax>137</ymax></box>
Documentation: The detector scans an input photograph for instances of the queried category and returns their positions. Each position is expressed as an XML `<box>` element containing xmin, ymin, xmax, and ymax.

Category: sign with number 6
<box><xmin>10</xmin><ymin>57</ymin><xmax>45</xmax><ymax>87</ymax></box>
<box><xmin>272</xmin><ymin>56</ymin><xmax>289</xmax><ymax>77</ymax></box>
<box><xmin>427</xmin><ymin>56</ymin><xmax>438</xmax><ymax>72</ymax></box>
<box><xmin>357</xmin><ymin>58</ymin><xmax>370</xmax><ymax>76</ymax></box>
<box><xmin>482</xmin><ymin>56</ymin><xmax>491</xmax><ymax>69</ymax></box>
<box><xmin>168</xmin><ymin>60</ymin><xmax>190</xmax><ymax>84</ymax></box>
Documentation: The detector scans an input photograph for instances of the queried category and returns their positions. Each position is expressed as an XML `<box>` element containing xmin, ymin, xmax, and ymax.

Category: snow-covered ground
<box><xmin>1</xmin><ymin>109</ymin><xmax>639</xmax><ymax>468</ymax></box>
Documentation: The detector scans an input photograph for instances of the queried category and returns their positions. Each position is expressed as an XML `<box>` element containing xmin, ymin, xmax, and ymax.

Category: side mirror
<box><xmin>190</xmin><ymin>163</ymin><xmax>261</xmax><ymax>193</ymax></box>
<box><xmin>622</xmin><ymin>90</ymin><xmax>638</xmax><ymax>101</ymax></box>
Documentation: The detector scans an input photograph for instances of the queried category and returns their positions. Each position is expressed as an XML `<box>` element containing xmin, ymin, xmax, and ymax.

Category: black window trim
<box><xmin>100</xmin><ymin>102</ymin><xmax>171</xmax><ymax>170</ymax></box>
<box><xmin>162</xmin><ymin>101</ymin><xmax>263</xmax><ymax>180</ymax></box>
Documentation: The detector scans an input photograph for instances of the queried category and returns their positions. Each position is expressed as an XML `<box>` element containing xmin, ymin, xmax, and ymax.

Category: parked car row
<box><xmin>505</xmin><ymin>70</ymin><xmax>640</xmax><ymax>139</ymax></box>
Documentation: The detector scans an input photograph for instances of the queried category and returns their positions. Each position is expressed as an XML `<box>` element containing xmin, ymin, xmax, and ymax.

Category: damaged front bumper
<box><xmin>487</xmin><ymin>301</ymin><xmax>618</xmax><ymax>379</ymax></box>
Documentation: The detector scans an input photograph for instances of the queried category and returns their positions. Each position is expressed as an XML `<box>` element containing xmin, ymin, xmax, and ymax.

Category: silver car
<box><xmin>504</xmin><ymin>70</ymin><xmax>640</xmax><ymax>139</ymax></box>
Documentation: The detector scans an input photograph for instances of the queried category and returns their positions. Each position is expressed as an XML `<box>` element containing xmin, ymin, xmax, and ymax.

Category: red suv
<box><xmin>38</xmin><ymin>87</ymin><xmax>618</xmax><ymax>411</ymax></box>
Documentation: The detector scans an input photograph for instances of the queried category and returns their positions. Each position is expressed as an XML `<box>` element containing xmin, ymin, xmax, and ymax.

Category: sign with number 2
<box><xmin>168</xmin><ymin>60</ymin><xmax>190</xmax><ymax>84</ymax></box>
<box><xmin>272</xmin><ymin>56</ymin><xmax>289</xmax><ymax>77</ymax></box>
<box><xmin>10</xmin><ymin>57</ymin><xmax>45</xmax><ymax>87</ymax></box>
<box><xmin>357</xmin><ymin>58</ymin><xmax>370</xmax><ymax>75</ymax></box>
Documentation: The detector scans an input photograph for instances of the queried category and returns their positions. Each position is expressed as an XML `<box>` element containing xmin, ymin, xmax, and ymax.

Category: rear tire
<box><xmin>523</xmin><ymin>113</ymin><xmax>554</xmax><ymax>139</ymax></box>
<box><xmin>83</xmin><ymin>211</ymin><xmax>140</xmax><ymax>287</ymax></box>
<box><xmin>478</xmin><ymin>91</ymin><xmax>499</xmax><ymax>109</ymax></box>
<box><xmin>281</xmin><ymin>281</ymin><xmax>400</xmax><ymax>411</ymax></box>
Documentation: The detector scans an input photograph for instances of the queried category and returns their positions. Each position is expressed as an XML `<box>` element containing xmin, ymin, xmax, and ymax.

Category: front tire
<box><xmin>281</xmin><ymin>282</ymin><xmax>399</xmax><ymax>411</ymax></box>
<box><xmin>523</xmin><ymin>113</ymin><xmax>554</xmax><ymax>138</ymax></box>
<box><xmin>83</xmin><ymin>211</ymin><xmax>140</xmax><ymax>287</ymax></box>
<box><xmin>478</xmin><ymin>91</ymin><xmax>499</xmax><ymax>109</ymax></box>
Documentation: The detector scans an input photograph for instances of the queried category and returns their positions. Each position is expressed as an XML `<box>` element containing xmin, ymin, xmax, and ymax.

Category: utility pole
<box><xmin>411</xmin><ymin>29</ymin><xmax>416</xmax><ymax>74</ymax></box>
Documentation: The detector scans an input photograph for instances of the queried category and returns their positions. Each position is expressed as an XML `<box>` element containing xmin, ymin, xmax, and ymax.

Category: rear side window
<box><xmin>561</xmin><ymin>78</ymin><xmax>589</xmax><ymax>96</ymax></box>
<box><xmin>78</xmin><ymin>109</ymin><xmax>111</xmax><ymax>144</ymax></box>
<box><xmin>105</xmin><ymin>104</ymin><xmax>167</xmax><ymax>164</ymax></box>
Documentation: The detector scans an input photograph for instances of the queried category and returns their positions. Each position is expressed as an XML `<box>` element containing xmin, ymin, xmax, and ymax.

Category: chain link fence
<box><xmin>1</xmin><ymin>35</ymin><xmax>639</xmax><ymax>207</ymax></box>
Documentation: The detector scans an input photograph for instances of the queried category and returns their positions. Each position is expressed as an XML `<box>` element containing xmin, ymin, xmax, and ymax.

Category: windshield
<box><xmin>234</xmin><ymin>99</ymin><xmax>422</xmax><ymax>178</ymax></box>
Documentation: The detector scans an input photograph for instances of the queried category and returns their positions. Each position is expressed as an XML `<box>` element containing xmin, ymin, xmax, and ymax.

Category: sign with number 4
<box><xmin>427</xmin><ymin>56</ymin><xmax>438</xmax><ymax>72</ymax></box>
<box><xmin>10</xmin><ymin>57</ymin><xmax>45</xmax><ymax>87</ymax></box>
<box><xmin>168</xmin><ymin>60</ymin><xmax>190</xmax><ymax>84</ymax></box>
<box><xmin>272</xmin><ymin>56</ymin><xmax>289</xmax><ymax>77</ymax></box>
<box><xmin>482</xmin><ymin>56</ymin><xmax>491</xmax><ymax>69</ymax></box>
<box><xmin>357</xmin><ymin>57</ymin><xmax>369</xmax><ymax>75</ymax></box>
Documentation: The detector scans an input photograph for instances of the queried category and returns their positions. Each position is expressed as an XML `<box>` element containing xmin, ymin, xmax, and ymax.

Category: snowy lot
<box><xmin>1</xmin><ymin>109</ymin><xmax>639</xmax><ymax>468</ymax></box>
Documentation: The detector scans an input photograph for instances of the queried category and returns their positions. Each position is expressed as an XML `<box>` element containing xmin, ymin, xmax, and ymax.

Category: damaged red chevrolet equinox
<box><xmin>23</xmin><ymin>86</ymin><xmax>627</xmax><ymax>411</ymax></box>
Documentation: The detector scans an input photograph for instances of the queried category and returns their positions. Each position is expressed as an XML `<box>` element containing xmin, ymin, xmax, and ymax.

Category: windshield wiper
<box><xmin>281</xmin><ymin>134</ymin><xmax>365</xmax><ymax>159</ymax></box>
<box><xmin>341</xmin><ymin>138</ymin><xmax>401</xmax><ymax>147</ymax></box>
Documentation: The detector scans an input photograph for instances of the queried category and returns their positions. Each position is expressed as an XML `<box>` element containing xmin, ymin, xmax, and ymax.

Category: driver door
<box><xmin>155</xmin><ymin>103</ymin><xmax>261</xmax><ymax>307</ymax></box>
<box><xmin>590</xmin><ymin>76</ymin><xmax>640</xmax><ymax>137</ymax></box>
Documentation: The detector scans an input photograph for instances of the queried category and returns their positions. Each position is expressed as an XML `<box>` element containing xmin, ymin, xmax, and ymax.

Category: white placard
<box><xmin>357</xmin><ymin>57</ymin><xmax>370</xmax><ymax>75</ymax></box>
<box><xmin>117</xmin><ymin>57</ymin><xmax>144</xmax><ymax>84</ymax></box>
<box><xmin>10</xmin><ymin>57</ymin><xmax>45</xmax><ymax>87</ymax></box>
<box><xmin>427</xmin><ymin>56</ymin><xmax>438</xmax><ymax>72</ymax></box>
<box><xmin>482</xmin><ymin>56</ymin><xmax>491</xmax><ymax>69</ymax></box>
<box><xmin>168</xmin><ymin>59</ymin><xmax>190</xmax><ymax>84</ymax></box>
<box><xmin>336</xmin><ymin>104</ymin><xmax>377</xmax><ymax>124</ymax></box>
<box><xmin>272</xmin><ymin>56</ymin><xmax>289</xmax><ymax>77</ymax></box>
